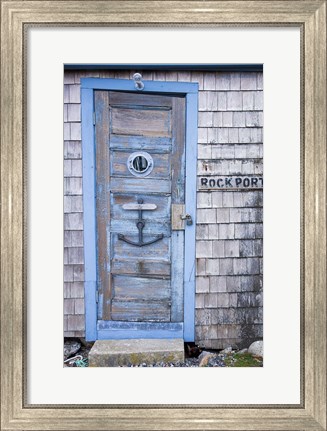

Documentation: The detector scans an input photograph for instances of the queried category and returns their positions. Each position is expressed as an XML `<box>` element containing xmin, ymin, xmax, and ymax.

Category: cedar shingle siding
<box><xmin>64</xmin><ymin>69</ymin><xmax>263</xmax><ymax>349</ymax></box>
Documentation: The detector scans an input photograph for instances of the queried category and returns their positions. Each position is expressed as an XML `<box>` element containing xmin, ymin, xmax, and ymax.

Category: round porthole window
<box><xmin>127</xmin><ymin>152</ymin><xmax>154</xmax><ymax>177</ymax></box>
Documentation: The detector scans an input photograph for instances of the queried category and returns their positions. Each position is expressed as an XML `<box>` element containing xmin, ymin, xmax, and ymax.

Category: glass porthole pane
<box><xmin>132</xmin><ymin>155</ymin><xmax>148</xmax><ymax>172</ymax></box>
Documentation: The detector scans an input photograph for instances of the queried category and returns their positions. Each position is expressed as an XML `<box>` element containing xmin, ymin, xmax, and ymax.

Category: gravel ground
<box><xmin>126</xmin><ymin>356</ymin><xmax>226</xmax><ymax>367</ymax></box>
<box><xmin>64</xmin><ymin>340</ymin><xmax>263</xmax><ymax>368</ymax></box>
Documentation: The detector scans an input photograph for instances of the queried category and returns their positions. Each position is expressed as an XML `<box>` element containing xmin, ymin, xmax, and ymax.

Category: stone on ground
<box><xmin>64</xmin><ymin>340</ymin><xmax>81</xmax><ymax>359</ymax></box>
<box><xmin>248</xmin><ymin>340</ymin><xmax>263</xmax><ymax>357</ymax></box>
<box><xmin>198</xmin><ymin>350</ymin><xmax>211</xmax><ymax>361</ymax></box>
<box><xmin>199</xmin><ymin>353</ymin><xmax>216</xmax><ymax>367</ymax></box>
<box><xmin>88</xmin><ymin>338</ymin><xmax>185</xmax><ymax>367</ymax></box>
<box><xmin>198</xmin><ymin>351</ymin><xmax>216</xmax><ymax>367</ymax></box>
<box><xmin>221</xmin><ymin>346</ymin><xmax>233</xmax><ymax>354</ymax></box>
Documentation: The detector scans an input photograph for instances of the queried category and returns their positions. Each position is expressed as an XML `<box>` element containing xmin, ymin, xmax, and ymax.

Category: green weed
<box><xmin>224</xmin><ymin>353</ymin><xmax>262</xmax><ymax>367</ymax></box>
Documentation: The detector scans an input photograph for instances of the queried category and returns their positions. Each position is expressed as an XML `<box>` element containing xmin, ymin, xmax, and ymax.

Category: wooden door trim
<box><xmin>81</xmin><ymin>77</ymin><xmax>198</xmax><ymax>94</ymax></box>
<box><xmin>81</xmin><ymin>77</ymin><xmax>198</xmax><ymax>341</ymax></box>
<box><xmin>81</xmin><ymin>87</ymin><xmax>97</xmax><ymax>341</ymax></box>
<box><xmin>184</xmin><ymin>90</ymin><xmax>198</xmax><ymax>341</ymax></box>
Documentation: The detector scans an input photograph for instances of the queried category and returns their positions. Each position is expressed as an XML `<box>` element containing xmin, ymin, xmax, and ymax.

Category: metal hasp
<box><xmin>180</xmin><ymin>213</ymin><xmax>193</xmax><ymax>226</ymax></box>
<box><xmin>118</xmin><ymin>199</ymin><xmax>164</xmax><ymax>247</ymax></box>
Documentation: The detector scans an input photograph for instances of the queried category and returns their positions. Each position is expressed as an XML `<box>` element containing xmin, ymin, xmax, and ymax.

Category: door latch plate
<box><xmin>172</xmin><ymin>204</ymin><xmax>185</xmax><ymax>230</ymax></box>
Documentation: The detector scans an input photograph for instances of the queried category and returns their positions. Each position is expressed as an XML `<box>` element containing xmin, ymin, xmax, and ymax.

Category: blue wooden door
<box><xmin>81</xmin><ymin>78</ymin><xmax>198</xmax><ymax>341</ymax></box>
<box><xmin>94</xmin><ymin>90</ymin><xmax>189</xmax><ymax>338</ymax></box>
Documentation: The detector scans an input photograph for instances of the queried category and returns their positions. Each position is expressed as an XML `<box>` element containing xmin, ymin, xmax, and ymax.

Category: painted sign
<box><xmin>198</xmin><ymin>176</ymin><xmax>263</xmax><ymax>190</ymax></box>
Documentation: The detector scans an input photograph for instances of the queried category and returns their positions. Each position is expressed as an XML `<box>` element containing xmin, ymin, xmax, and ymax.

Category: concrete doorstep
<box><xmin>88</xmin><ymin>338</ymin><xmax>185</xmax><ymax>367</ymax></box>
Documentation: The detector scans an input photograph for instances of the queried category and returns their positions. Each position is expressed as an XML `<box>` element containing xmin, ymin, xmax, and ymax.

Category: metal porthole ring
<box><xmin>127</xmin><ymin>151</ymin><xmax>154</xmax><ymax>177</ymax></box>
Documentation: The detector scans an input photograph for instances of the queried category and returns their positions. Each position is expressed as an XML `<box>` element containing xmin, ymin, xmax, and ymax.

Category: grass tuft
<box><xmin>224</xmin><ymin>353</ymin><xmax>262</xmax><ymax>367</ymax></box>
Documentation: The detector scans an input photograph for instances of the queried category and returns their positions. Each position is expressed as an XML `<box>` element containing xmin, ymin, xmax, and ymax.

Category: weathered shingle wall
<box><xmin>195</xmin><ymin>72</ymin><xmax>263</xmax><ymax>349</ymax></box>
<box><xmin>64</xmin><ymin>72</ymin><xmax>85</xmax><ymax>337</ymax></box>
<box><xmin>64</xmin><ymin>69</ymin><xmax>263</xmax><ymax>349</ymax></box>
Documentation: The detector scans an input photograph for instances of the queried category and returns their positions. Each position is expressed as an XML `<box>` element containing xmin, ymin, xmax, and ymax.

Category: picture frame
<box><xmin>1</xmin><ymin>1</ymin><xmax>326</xmax><ymax>430</ymax></box>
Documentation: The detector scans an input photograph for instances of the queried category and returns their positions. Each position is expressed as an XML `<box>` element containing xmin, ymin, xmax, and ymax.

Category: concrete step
<box><xmin>88</xmin><ymin>338</ymin><xmax>185</xmax><ymax>367</ymax></box>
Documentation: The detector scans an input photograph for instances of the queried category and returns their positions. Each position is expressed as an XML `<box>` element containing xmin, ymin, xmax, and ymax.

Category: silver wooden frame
<box><xmin>1</xmin><ymin>2</ymin><xmax>326</xmax><ymax>430</ymax></box>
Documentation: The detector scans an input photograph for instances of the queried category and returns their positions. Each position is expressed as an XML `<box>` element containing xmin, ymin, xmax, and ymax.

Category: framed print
<box><xmin>1</xmin><ymin>1</ymin><xmax>326</xmax><ymax>430</ymax></box>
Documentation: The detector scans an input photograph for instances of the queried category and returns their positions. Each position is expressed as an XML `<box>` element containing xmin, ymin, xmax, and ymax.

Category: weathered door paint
<box><xmin>81</xmin><ymin>78</ymin><xmax>198</xmax><ymax>341</ymax></box>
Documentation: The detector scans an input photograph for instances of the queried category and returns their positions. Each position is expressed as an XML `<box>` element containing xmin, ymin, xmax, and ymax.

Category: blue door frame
<box><xmin>81</xmin><ymin>77</ymin><xmax>198</xmax><ymax>341</ymax></box>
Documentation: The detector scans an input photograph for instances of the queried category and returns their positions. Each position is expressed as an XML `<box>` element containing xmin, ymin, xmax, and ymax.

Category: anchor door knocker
<box><xmin>118</xmin><ymin>199</ymin><xmax>164</xmax><ymax>247</ymax></box>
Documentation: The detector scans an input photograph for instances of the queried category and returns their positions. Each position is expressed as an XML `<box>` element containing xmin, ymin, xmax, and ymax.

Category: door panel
<box><xmin>95</xmin><ymin>90</ymin><xmax>185</xmax><ymax>326</ymax></box>
<box><xmin>111</xmin><ymin>259</ymin><xmax>171</xmax><ymax>277</ymax></box>
<box><xmin>108</xmin><ymin>90</ymin><xmax>174</xmax><ymax>107</ymax></box>
<box><xmin>112</xmin><ymin>275</ymin><xmax>171</xmax><ymax>301</ymax></box>
<box><xmin>111</xmin><ymin>194</ymin><xmax>171</xmax><ymax>220</ymax></box>
<box><xmin>109</xmin><ymin>135</ymin><xmax>172</xmax><ymax>153</ymax></box>
<box><xmin>111</xmin><ymin>107</ymin><xmax>172</xmax><ymax>137</ymax></box>
<box><xmin>111</xmin><ymin>151</ymin><xmax>171</xmax><ymax>178</ymax></box>
<box><xmin>110</xmin><ymin>301</ymin><xmax>170</xmax><ymax>322</ymax></box>
<box><xmin>112</xmin><ymin>235</ymin><xmax>171</xmax><ymax>260</ymax></box>
<box><xmin>109</xmin><ymin>177</ymin><xmax>171</xmax><ymax>194</ymax></box>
